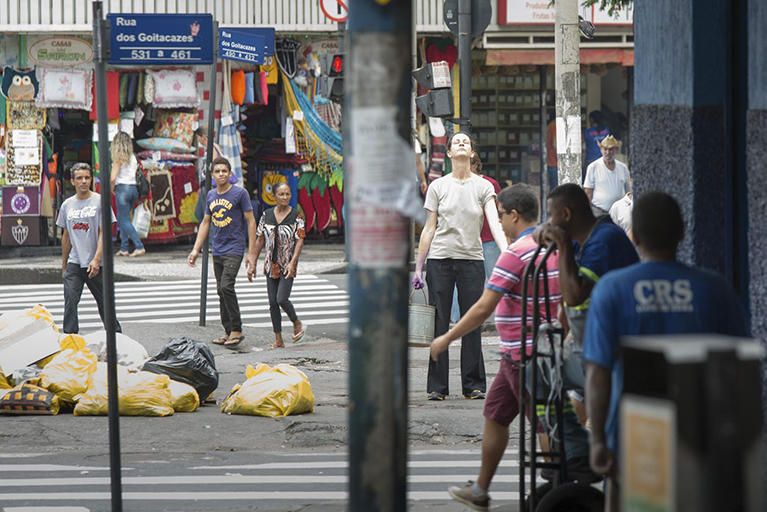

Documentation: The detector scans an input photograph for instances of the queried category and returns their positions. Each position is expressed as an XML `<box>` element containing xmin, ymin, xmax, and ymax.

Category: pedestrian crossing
<box><xmin>0</xmin><ymin>449</ymin><xmax>544</xmax><ymax>510</ymax></box>
<box><xmin>0</xmin><ymin>275</ymin><xmax>349</xmax><ymax>331</ymax></box>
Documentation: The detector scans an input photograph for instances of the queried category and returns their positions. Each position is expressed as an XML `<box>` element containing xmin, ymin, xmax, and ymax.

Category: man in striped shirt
<box><xmin>431</xmin><ymin>184</ymin><xmax>566</xmax><ymax>511</ymax></box>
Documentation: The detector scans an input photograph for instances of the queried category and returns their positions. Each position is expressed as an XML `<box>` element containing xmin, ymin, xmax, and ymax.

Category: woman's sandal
<box><xmin>212</xmin><ymin>335</ymin><xmax>229</xmax><ymax>345</ymax></box>
<box><xmin>224</xmin><ymin>335</ymin><xmax>245</xmax><ymax>348</ymax></box>
<box><xmin>268</xmin><ymin>342</ymin><xmax>285</xmax><ymax>350</ymax></box>
<box><xmin>292</xmin><ymin>328</ymin><xmax>307</xmax><ymax>344</ymax></box>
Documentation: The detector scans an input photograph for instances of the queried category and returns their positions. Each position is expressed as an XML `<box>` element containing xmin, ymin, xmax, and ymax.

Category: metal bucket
<box><xmin>408</xmin><ymin>289</ymin><xmax>436</xmax><ymax>347</ymax></box>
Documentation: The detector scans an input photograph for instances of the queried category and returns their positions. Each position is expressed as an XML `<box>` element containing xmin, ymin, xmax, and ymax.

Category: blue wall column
<box><xmin>747</xmin><ymin>0</ymin><xmax>767</xmax><ymax>340</ymax></box>
<box><xmin>632</xmin><ymin>0</ymin><xmax>728</xmax><ymax>271</ymax></box>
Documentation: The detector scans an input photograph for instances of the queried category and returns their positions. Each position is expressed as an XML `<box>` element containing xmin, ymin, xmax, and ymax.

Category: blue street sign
<box><xmin>218</xmin><ymin>29</ymin><xmax>267</xmax><ymax>64</ymax></box>
<box><xmin>107</xmin><ymin>13</ymin><xmax>214</xmax><ymax>66</ymax></box>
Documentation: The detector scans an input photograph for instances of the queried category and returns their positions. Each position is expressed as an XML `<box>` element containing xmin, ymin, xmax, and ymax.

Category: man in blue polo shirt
<box><xmin>583</xmin><ymin>192</ymin><xmax>747</xmax><ymax>511</ymax></box>
<box><xmin>534</xmin><ymin>184</ymin><xmax>639</xmax><ymax>481</ymax></box>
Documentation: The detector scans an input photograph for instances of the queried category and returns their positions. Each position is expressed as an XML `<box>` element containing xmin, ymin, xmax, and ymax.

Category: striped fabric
<box><xmin>487</xmin><ymin>232</ymin><xmax>561</xmax><ymax>358</ymax></box>
<box><xmin>218</xmin><ymin>60</ymin><xmax>244</xmax><ymax>186</ymax></box>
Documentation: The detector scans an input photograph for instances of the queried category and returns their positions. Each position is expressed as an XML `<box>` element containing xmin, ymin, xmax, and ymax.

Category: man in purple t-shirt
<box><xmin>188</xmin><ymin>157</ymin><xmax>256</xmax><ymax>348</ymax></box>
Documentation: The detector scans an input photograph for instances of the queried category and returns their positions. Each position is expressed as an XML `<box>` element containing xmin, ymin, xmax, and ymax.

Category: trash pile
<box><xmin>221</xmin><ymin>363</ymin><xmax>315</xmax><ymax>417</ymax></box>
<box><xmin>1</xmin><ymin>305</ymin><xmax>314</xmax><ymax>419</ymax></box>
<box><xmin>0</xmin><ymin>305</ymin><xmax>212</xmax><ymax>416</ymax></box>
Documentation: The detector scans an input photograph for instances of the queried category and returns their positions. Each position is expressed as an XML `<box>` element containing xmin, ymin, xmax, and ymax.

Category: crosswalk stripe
<box><xmin>0</xmin><ymin>275</ymin><xmax>350</xmax><ymax>330</ymax></box>
<box><xmin>0</xmin><ymin>474</ymin><xmax>543</xmax><ymax>486</ymax></box>
<box><xmin>0</xmin><ymin>276</ymin><xmax>322</xmax><ymax>292</ymax></box>
<box><xmin>190</xmin><ymin>460</ymin><xmax>519</xmax><ymax>470</ymax></box>
<box><xmin>0</xmin><ymin>284</ymin><xmax>342</xmax><ymax>305</ymax></box>
<box><xmin>0</xmin><ymin>491</ymin><xmax>521</xmax><ymax>501</ymax></box>
<box><xmin>39</xmin><ymin>291</ymin><xmax>350</xmax><ymax>313</ymax></box>
<box><xmin>3</xmin><ymin>508</ymin><xmax>90</xmax><ymax>512</ymax></box>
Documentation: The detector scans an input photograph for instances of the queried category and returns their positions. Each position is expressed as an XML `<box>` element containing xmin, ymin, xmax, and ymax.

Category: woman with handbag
<box><xmin>110</xmin><ymin>131</ymin><xmax>147</xmax><ymax>257</ymax></box>
<box><xmin>248</xmin><ymin>182</ymin><xmax>306</xmax><ymax>349</ymax></box>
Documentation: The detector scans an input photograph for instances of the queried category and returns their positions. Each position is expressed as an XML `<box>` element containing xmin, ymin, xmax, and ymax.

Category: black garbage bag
<box><xmin>142</xmin><ymin>338</ymin><xmax>218</xmax><ymax>401</ymax></box>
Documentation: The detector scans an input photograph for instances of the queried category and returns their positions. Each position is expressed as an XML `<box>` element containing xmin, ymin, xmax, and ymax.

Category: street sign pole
<box><xmin>199</xmin><ymin>21</ymin><xmax>219</xmax><ymax>327</ymax></box>
<box><xmin>458</xmin><ymin>0</ymin><xmax>472</xmax><ymax>134</ymax></box>
<box><xmin>348</xmin><ymin>0</ymin><xmax>411</xmax><ymax>510</ymax></box>
<box><xmin>92</xmin><ymin>3</ymin><xmax>123</xmax><ymax>511</ymax></box>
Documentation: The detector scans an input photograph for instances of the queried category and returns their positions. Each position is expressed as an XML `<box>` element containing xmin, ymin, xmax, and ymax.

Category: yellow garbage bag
<box><xmin>0</xmin><ymin>382</ymin><xmax>60</xmax><ymax>415</ymax></box>
<box><xmin>0</xmin><ymin>365</ymin><xmax>12</xmax><ymax>390</ymax></box>
<box><xmin>39</xmin><ymin>348</ymin><xmax>98</xmax><ymax>403</ymax></box>
<box><xmin>0</xmin><ymin>304</ymin><xmax>58</xmax><ymax>333</ymax></box>
<box><xmin>36</xmin><ymin>334</ymin><xmax>87</xmax><ymax>368</ymax></box>
<box><xmin>169</xmin><ymin>380</ymin><xmax>199</xmax><ymax>413</ymax></box>
<box><xmin>74</xmin><ymin>365</ymin><xmax>174</xmax><ymax>417</ymax></box>
<box><xmin>220</xmin><ymin>363</ymin><xmax>314</xmax><ymax>417</ymax></box>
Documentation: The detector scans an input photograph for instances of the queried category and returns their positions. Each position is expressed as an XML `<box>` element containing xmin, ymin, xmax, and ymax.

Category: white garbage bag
<box><xmin>83</xmin><ymin>331</ymin><xmax>149</xmax><ymax>371</ymax></box>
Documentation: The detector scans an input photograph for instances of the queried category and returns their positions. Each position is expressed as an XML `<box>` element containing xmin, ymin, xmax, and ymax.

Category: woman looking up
<box><xmin>413</xmin><ymin>132</ymin><xmax>507</xmax><ymax>401</ymax></box>
<box><xmin>249</xmin><ymin>181</ymin><xmax>307</xmax><ymax>349</ymax></box>
<box><xmin>110</xmin><ymin>131</ymin><xmax>146</xmax><ymax>257</ymax></box>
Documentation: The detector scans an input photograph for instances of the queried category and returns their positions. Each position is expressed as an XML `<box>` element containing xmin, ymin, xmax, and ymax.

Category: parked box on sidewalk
<box><xmin>2</xmin><ymin>186</ymin><xmax>40</xmax><ymax>216</ymax></box>
<box><xmin>1</xmin><ymin>216</ymin><xmax>46</xmax><ymax>246</ymax></box>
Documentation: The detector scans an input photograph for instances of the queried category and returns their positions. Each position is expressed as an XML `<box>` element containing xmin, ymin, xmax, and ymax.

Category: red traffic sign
<box><xmin>320</xmin><ymin>0</ymin><xmax>349</xmax><ymax>23</ymax></box>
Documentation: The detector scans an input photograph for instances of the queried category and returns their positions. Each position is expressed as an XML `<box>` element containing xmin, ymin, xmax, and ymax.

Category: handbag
<box><xmin>132</xmin><ymin>201</ymin><xmax>151</xmax><ymax>239</ymax></box>
<box><xmin>135</xmin><ymin>159</ymin><xmax>151</xmax><ymax>201</ymax></box>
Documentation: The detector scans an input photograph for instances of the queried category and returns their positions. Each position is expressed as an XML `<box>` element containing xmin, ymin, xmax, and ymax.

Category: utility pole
<box><xmin>347</xmin><ymin>0</ymin><xmax>411</xmax><ymax>510</ymax></box>
<box><xmin>554</xmin><ymin>0</ymin><xmax>582</xmax><ymax>184</ymax></box>
<box><xmin>92</xmin><ymin>2</ymin><xmax>123</xmax><ymax>510</ymax></box>
<box><xmin>458</xmin><ymin>0</ymin><xmax>472</xmax><ymax>134</ymax></box>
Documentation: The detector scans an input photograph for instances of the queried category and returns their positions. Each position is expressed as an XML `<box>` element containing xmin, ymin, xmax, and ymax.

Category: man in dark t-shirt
<box><xmin>188</xmin><ymin>157</ymin><xmax>256</xmax><ymax>348</ymax></box>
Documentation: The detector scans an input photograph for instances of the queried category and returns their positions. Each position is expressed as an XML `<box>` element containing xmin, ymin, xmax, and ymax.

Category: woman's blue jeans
<box><xmin>115</xmin><ymin>184</ymin><xmax>144</xmax><ymax>252</ymax></box>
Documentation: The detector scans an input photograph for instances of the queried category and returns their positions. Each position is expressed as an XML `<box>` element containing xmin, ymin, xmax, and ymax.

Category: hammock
<box><xmin>282</xmin><ymin>75</ymin><xmax>343</xmax><ymax>177</ymax></box>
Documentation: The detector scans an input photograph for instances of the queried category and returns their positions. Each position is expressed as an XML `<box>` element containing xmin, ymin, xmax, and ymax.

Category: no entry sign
<box><xmin>320</xmin><ymin>0</ymin><xmax>349</xmax><ymax>23</ymax></box>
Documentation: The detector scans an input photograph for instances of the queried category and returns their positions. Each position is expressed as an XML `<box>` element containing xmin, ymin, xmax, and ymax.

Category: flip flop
<box><xmin>292</xmin><ymin>327</ymin><xmax>307</xmax><ymax>344</ymax></box>
<box><xmin>224</xmin><ymin>335</ymin><xmax>245</xmax><ymax>348</ymax></box>
<box><xmin>268</xmin><ymin>342</ymin><xmax>285</xmax><ymax>350</ymax></box>
<box><xmin>212</xmin><ymin>336</ymin><xmax>229</xmax><ymax>345</ymax></box>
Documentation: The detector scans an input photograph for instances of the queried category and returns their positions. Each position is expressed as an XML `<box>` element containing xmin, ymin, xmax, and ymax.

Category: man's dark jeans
<box><xmin>426</xmin><ymin>258</ymin><xmax>486</xmax><ymax>396</ymax></box>
<box><xmin>213</xmin><ymin>254</ymin><xmax>243</xmax><ymax>334</ymax></box>
<box><xmin>63</xmin><ymin>263</ymin><xmax>122</xmax><ymax>334</ymax></box>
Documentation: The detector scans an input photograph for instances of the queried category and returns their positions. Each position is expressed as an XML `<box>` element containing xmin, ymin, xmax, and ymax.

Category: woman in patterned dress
<box><xmin>248</xmin><ymin>181</ymin><xmax>306</xmax><ymax>349</ymax></box>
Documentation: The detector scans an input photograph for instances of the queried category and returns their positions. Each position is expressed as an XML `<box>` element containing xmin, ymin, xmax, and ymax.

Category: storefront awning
<box><xmin>486</xmin><ymin>49</ymin><xmax>634</xmax><ymax>66</ymax></box>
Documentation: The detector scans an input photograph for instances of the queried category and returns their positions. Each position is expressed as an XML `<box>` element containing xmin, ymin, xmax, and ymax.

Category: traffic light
<box><xmin>412</xmin><ymin>61</ymin><xmax>454</xmax><ymax>118</ymax></box>
<box><xmin>320</xmin><ymin>53</ymin><xmax>344</xmax><ymax>101</ymax></box>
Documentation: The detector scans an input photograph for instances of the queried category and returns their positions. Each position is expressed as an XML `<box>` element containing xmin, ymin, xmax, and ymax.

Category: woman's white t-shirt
<box><xmin>424</xmin><ymin>173</ymin><xmax>495</xmax><ymax>260</ymax></box>
<box><xmin>115</xmin><ymin>155</ymin><xmax>138</xmax><ymax>186</ymax></box>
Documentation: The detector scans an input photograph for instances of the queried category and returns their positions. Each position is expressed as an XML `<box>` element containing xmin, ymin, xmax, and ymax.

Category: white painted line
<box><xmin>0</xmin><ymin>275</ymin><xmax>322</xmax><ymax>292</ymax></box>
<box><xmin>0</xmin><ymin>474</ymin><xmax>543</xmax><ymax>486</ymax></box>
<box><xmin>4</xmin><ymin>508</ymin><xmax>90</xmax><ymax>511</ymax></box>
<box><xmin>0</xmin><ymin>491</ymin><xmax>520</xmax><ymax>501</ymax></box>
<box><xmin>0</xmin><ymin>465</ymin><xmax>111</xmax><ymax>472</ymax></box>
<box><xmin>0</xmin><ymin>284</ymin><xmax>341</xmax><ymax>304</ymax></box>
<box><xmin>130</xmin><ymin>309</ymin><xmax>351</xmax><ymax>324</ymax></box>
<box><xmin>190</xmin><ymin>460</ymin><xmax>518</xmax><ymax>470</ymax></box>
<box><xmin>35</xmin><ymin>301</ymin><xmax>350</xmax><ymax>321</ymax></box>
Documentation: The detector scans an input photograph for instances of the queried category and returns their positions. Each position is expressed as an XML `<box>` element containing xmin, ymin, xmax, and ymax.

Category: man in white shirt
<box><xmin>609</xmin><ymin>191</ymin><xmax>633</xmax><ymax>241</ymax></box>
<box><xmin>583</xmin><ymin>135</ymin><xmax>631</xmax><ymax>215</ymax></box>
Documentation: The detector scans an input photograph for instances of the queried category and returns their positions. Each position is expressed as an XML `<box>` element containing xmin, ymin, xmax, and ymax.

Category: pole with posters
<box><xmin>347</xmin><ymin>0</ymin><xmax>411</xmax><ymax>510</ymax></box>
<box><xmin>554</xmin><ymin>0</ymin><xmax>582</xmax><ymax>184</ymax></box>
<box><xmin>92</xmin><ymin>2</ymin><xmax>123</xmax><ymax>510</ymax></box>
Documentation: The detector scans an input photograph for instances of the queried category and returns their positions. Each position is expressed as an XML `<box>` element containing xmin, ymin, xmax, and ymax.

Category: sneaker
<box><xmin>464</xmin><ymin>390</ymin><xmax>486</xmax><ymax>400</ymax></box>
<box><xmin>427</xmin><ymin>391</ymin><xmax>446</xmax><ymax>401</ymax></box>
<box><xmin>447</xmin><ymin>481</ymin><xmax>489</xmax><ymax>511</ymax></box>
